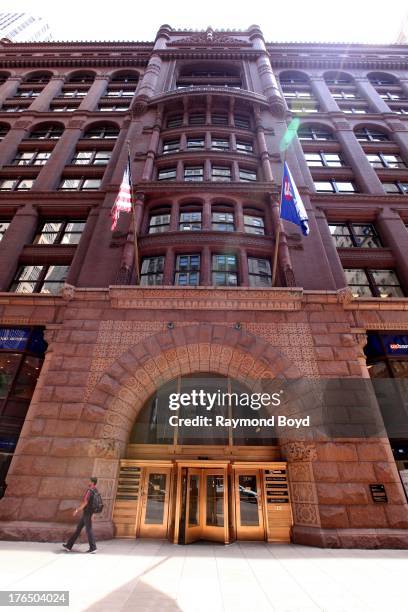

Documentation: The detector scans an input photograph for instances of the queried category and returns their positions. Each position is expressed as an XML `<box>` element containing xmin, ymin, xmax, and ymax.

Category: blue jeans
<box><xmin>66</xmin><ymin>510</ymin><xmax>96</xmax><ymax>550</ymax></box>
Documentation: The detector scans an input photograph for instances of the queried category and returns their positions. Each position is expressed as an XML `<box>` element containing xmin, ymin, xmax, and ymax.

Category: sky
<box><xmin>2</xmin><ymin>0</ymin><xmax>408</xmax><ymax>44</ymax></box>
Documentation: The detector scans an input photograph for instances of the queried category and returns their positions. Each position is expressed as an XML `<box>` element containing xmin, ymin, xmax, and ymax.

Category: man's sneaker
<box><xmin>86</xmin><ymin>548</ymin><xmax>97</xmax><ymax>553</ymax></box>
<box><xmin>62</xmin><ymin>544</ymin><xmax>72</xmax><ymax>551</ymax></box>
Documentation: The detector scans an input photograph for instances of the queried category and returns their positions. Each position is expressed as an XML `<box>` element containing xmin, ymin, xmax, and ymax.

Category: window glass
<box><xmin>148</xmin><ymin>214</ymin><xmax>170</xmax><ymax>234</ymax></box>
<box><xmin>248</xmin><ymin>257</ymin><xmax>272</xmax><ymax>287</ymax></box>
<box><xmin>212</xmin><ymin>212</ymin><xmax>234</xmax><ymax>231</ymax></box>
<box><xmin>179</xmin><ymin>211</ymin><xmax>202</xmax><ymax>231</ymax></box>
<box><xmin>158</xmin><ymin>168</ymin><xmax>176</xmax><ymax>181</ymax></box>
<box><xmin>212</xmin><ymin>254</ymin><xmax>238</xmax><ymax>286</ymax></box>
<box><xmin>184</xmin><ymin>167</ymin><xmax>204</xmax><ymax>181</ymax></box>
<box><xmin>140</xmin><ymin>256</ymin><xmax>164</xmax><ymax>286</ymax></box>
<box><xmin>244</xmin><ymin>215</ymin><xmax>265</xmax><ymax>235</ymax></box>
<box><xmin>175</xmin><ymin>254</ymin><xmax>200</xmax><ymax>286</ymax></box>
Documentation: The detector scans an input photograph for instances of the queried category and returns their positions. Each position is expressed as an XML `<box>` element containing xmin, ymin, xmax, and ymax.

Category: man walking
<box><xmin>63</xmin><ymin>477</ymin><xmax>98</xmax><ymax>553</ymax></box>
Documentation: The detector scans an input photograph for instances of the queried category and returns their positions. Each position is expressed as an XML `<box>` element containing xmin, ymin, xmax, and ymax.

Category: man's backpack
<box><xmin>90</xmin><ymin>488</ymin><xmax>104</xmax><ymax>514</ymax></box>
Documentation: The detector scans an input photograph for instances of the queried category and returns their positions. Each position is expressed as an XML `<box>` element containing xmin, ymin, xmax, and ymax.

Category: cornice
<box><xmin>311</xmin><ymin>193</ymin><xmax>408</xmax><ymax>206</ymax></box>
<box><xmin>156</xmin><ymin>50</ymin><xmax>262</xmax><ymax>61</ymax></box>
<box><xmin>0</xmin><ymin>58</ymin><xmax>149</xmax><ymax>68</ymax></box>
<box><xmin>131</xmin><ymin>180</ymin><xmax>280</xmax><ymax>198</ymax></box>
<box><xmin>108</xmin><ymin>285</ymin><xmax>304</xmax><ymax>311</ymax></box>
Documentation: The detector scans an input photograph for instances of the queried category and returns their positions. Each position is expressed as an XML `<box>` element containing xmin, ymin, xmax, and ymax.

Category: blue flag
<box><xmin>280</xmin><ymin>162</ymin><xmax>309</xmax><ymax>236</ymax></box>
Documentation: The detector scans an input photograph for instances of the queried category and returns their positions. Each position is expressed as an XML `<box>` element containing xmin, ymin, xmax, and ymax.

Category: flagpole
<box><xmin>127</xmin><ymin>140</ymin><xmax>140</xmax><ymax>285</ymax></box>
<box><xmin>271</xmin><ymin>148</ymin><xmax>286</xmax><ymax>286</ymax></box>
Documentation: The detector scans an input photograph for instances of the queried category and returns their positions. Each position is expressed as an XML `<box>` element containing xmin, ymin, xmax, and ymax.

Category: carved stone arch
<box><xmin>87</xmin><ymin>323</ymin><xmax>301</xmax><ymax>452</ymax></box>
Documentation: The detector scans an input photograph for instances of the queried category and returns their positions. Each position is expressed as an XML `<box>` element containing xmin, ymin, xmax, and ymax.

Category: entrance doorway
<box><xmin>113</xmin><ymin>459</ymin><xmax>292</xmax><ymax>544</ymax></box>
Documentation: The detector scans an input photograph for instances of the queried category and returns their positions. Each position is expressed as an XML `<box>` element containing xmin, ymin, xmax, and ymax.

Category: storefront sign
<box><xmin>0</xmin><ymin>328</ymin><xmax>30</xmax><ymax>351</ymax></box>
<box><xmin>369</xmin><ymin>483</ymin><xmax>388</xmax><ymax>503</ymax></box>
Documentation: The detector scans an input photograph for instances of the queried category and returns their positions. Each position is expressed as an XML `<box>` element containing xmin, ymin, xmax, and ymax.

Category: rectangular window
<box><xmin>383</xmin><ymin>182</ymin><xmax>408</xmax><ymax>194</ymax></box>
<box><xmin>211</xmin><ymin>166</ymin><xmax>231</xmax><ymax>182</ymax></box>
<box><xmin>234</xmin><ymin>116</ymin><xmax>250</xmax><ymax>129</ymax></box>
<box><xmin>179</xmin><ymin>211</ymin><xmax>202</xmax><ymax>231</ymax></box>
<box><xmin>189</xmin><ymin>114</ymin><xmax>205</xmax><ymax>126</ymax></box>
<box><xmin>344</xmin><ymin>268</ymin><xmax>404</xmax><ymax>298</ymax></box>
<box><xmin>248</xmin><ymin>257</ymin><xmax>272</xmax><ymax>287</ymax></box>
<box><xmin>71</xmin><ymin>150</ymin><xmax>111</xmax><ymax>165</ymax></box>
<box><xmin>0</xmin><ymin>221</ymin><xmax>10</xmax><ymax>241</ymax></box>
<box><xmin>329</xmin><ymin>223</ymin><xmax>382</xmax><ymax>248</ymax></box>
<box><xmin>239</xmin><ymin>169</ymin><xmax>257</xmax><ymax>182</ymax></box>
<box><xmin>211</xmin><ymin>114</ymin><xmax>228</xmax><ymax>125</ymax></box>
<box><xmin>59</xmin><ymin>178</ymin><xmax>101</xmax><ymax>190</ymax></box>
<box><xmin>157</xmin><ymin>168</ymin><xmax>176</xmax><ymax>181</ymax></box>
<box><xmin>211</xmin><ymin>138</ymin><xmax>229</xmax><ymax>151</ymax></box>
<box><xmin>10</xmin><ymin>265</ymin><xmax>69</xmax><ymax>294</ymax></box>
<box><xmin>14</xmin><ymin>151</ymin><xmax>51</xmax><ymax>166</ymax></box>
<box><xmin>174</xmin><ymin>254</ymin><xmax>200</xmax><ymax>286</ymax></box>
<box><xmin>148</xmin><ymin>214</ymin><xmax>170</xmax><ymax>234</ymax></box>
<box><xmin>244</xmin><ymin>215</ymin><xmax>265</xmax><ymax>235</ymax></box>
<box><xmin>305</xmin><ymin>152</ymin><xmax>344</xmax><ymax>168</ymax></box>
<box><xmin>212</xmin><ymin>212</ymin><xmax>234</xmax><ymax>232</ymax></box>
<box><xmin>33</xmin><ymin>220</ymin><xmax>86</xmax><ymax>245</ymax></box>
<box><xmin>367</xmin><ymin>153</ymin><xmax>405</xmax><ymax>169</ymax></box>
<box><xmin>187</xmin><ymin>137</ymin><xmax>205</xmax><ymax>150</ymax></box>
<box><xmin>162</xmin><ymin>140</ymin><xmax>180</xmax><ymax>154</ymax></box>
<box><xmin>184</xmin><ymin>166</ymin><xmax>204</xmax><ymax>182</ymax></box>
<box><xmin>167</xmin><ymin>116</ymin><xmax>183</xmax><ymax>128</ymax></box>
<box><xmin>0</xmin><ymin>178</ymin><xmax>34</xmax><ymax>191</ymax></box>
<box><xmin>236</xmin><ymin>141</ymin><xmax>253</xmax><ymax>154</ymax></box>
<box><xmin>314</xmin><ymin>180</ymin><xmax>355</xmax><ymax>193</ymax></box>
<box><xmin>212</xmin><ymin>254</ymin><xmax>238</xmax><ymax>286</ymax></box>
<box><xmin>140</xmin><ymin>256</ymin><xmax>164</xmax><ymax>286</ymax></box>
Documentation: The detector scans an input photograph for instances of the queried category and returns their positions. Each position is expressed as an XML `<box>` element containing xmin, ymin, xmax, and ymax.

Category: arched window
<box><xmin>23</xmin><ymin>71</ymin><xmax>52</xmax><ymax>84</ymax></box>
<box><xmin>354</xmin><ymin>127</ymin><xmax>390</xmax><ymax>142</ymax></box>
<box><xmin>129</xmin><ymin>374</ymin><xmax>278</xmax><ymax>446</ymax></box>
<box><xmin>82</xmin><ymin>124</ymin><xmax>119</xmax><ymax>140</ymax></box>
<box><xmin>67</xmin><ymin>71</ymin><xmax>96</xmax><ymax>84</ymax></box>
<box><xmin>27</xmin><ymin>123</ymin><xmax>64</xmax><ymax>140</ymax></box>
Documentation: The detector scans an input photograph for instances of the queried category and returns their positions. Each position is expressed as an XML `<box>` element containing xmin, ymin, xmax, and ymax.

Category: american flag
<box><xmin>111</xmin><ymin>158</ymin><xmax>132</xmax><ymax>231</ymax></box>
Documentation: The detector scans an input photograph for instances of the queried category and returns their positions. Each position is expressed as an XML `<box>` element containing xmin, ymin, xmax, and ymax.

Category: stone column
<box><xmin>204</xmin><ymin>159</ymin><xmax>211</xmax><ymax>182</ymax></box>
<box><xmin>65</xmin><ymin>207</ymin><xmax>99</xmax><ymax>286</ymax></box>
<box><xmin>0</xmin><ymin>76</ymin><xmax>23</xmax><ymax>106</ymax></box>
<box><xmin>201</xmin><ymin>246</ymin><xmax>211</xmax><ymax>285</ymax></box>
<box><xmin>269</xmin><ymin>194</ymin><xmax>295</xmax><ymax>287</ymax></box>
<box><xmin>0</xmin><ymin>203</ymin><xmax>38</xmax><ymax>290</ymax></box>
<box><xmin>239</xmin><ymin>248</ymin><xmax>249</xmax><ymax>286</ymax></box>
<box><xmin>33</xmin><ymin>120</ymin><xmax>84</xmax><ymax>190</ymax></box>
<box><xmin>309</xmin><ymin>76</ymin><xmax>340</xmax><ymax>113</ymax></box>
<box><xmin>28</xmin><ymin>75</ymin><xmax>65</xmax><ymax>112</ymax></box>
<box><xmin>0</xmin><ymin>119</ymin><xmax>30</xmax><ymax>167</ymax></box>
<box><xmin>314</xmin><ymin>208</ymin><xmax>348</xmax><ymax>290</ymax></box>
<box><xmin>228</xmin><ymin>97</ymin><xmax>235</xmax><ymax>127</ymax></box>
<box><xmin>142</xmin><ymin>105</ymin><xmax>163</xmax><ymax>181</ymax></box>
<box><xmin>235</xmin><ymin>200</ymin><xmax>244</xmax><ymax>232</ymax></box>
<box><xmin>354</xmin><ymin>77</ymin><xmax>391</xmax><ymax>114</ymax></box>
<box><xmin>333</xmin><ymin>119</ymin><xmax>385</xmax><ymax>194</ymax></box>
<box><xmin>78</xmin><ymin>76</ymin><xmax>109</xmax><ymax>112</ymax></box>
<box><xmin>248</xmin><ymin>25</ymin><xmax>285</xmax><ymax>118</ymax></box>
<box><xmin>170</xmin><ymin>200</ymin><xmax>180</xmax><ymax>231</ymax></box>
<box><xmin>202</xmin><ymin>198</ymin><xmax>211</xmax><ymax>230</ymax></box>
<box><xmin>254</xmin><ymin>106</ymin><xmax>273</xmax><ymax>182</ymax></box>
<box><xmin>232</xmin><ymin>160</ymin><xmax>240</xmax><ymax>182</ymax></box>
<box><xmin>176</xmin><ymin>160</ymin><xmax>183</xmax><ymax>181</ymax></box>
<box><xmin>100</xmin><ymin>119</ymin><xmax>132</xmax><ymax>188</ymax></box>
<box><xmin>182</xmin><ymin>98</ymin><xmax>189</xmax><ymax>126</ymax></box>
<box><xmin>205</xmin><ymin>95</ymin><xmax>212</xmax><ymax>125</ymax></box>
<box><xmin>132</xmin><ymin>25</ymin><xmax>171</xmax><ymax>113</ymax></box>
<box><xmin>163</xmin><ymin>246</ymin><xmax>175</xmax><ymax>285</ymax></box>
<box><xmin>399</xmin><ymin>78</ymin><xmax>408</xmax><ymax>99</ymax></box>
<box><xmin>376</xmin><ymin>208</ymin><xmax>408</xmax><ymax>290</ymax></box>
<box><xmin>385</xmin><ymin>118</ymin><xmax>408</xmax><ymax>162</ymax></box>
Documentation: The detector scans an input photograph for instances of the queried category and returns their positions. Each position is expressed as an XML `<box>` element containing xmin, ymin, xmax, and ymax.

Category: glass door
<box><xmin>234</xmin><ymin>470</ymin><xmax>265</xmax><ymax>540</ymax></box>
<box><xmin>201</xmin><ymin>470</ymin><xmax>227</xmax><ymax>543</ymax></box>
<box><xmin>139</xmin><ymin>467</ymin><xmax>171</xmax><ymax>538</ymax></box>
<box><xmin>185</xmin><ymin>468</ymin><xmax>202</xmax><ymax>544</ymax></box>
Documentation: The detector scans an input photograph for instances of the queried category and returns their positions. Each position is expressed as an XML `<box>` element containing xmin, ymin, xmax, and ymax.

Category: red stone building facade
<box><xmin>0</xmin><ymin>26</ymin><xmax>407</xmax><ymax>548</ymax></box>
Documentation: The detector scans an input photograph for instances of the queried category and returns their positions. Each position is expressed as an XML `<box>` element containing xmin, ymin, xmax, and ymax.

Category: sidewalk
<box><xmin>0</xmin><ymin>539</ymin><xmax>407</xmax><ymax>611</ymax></box>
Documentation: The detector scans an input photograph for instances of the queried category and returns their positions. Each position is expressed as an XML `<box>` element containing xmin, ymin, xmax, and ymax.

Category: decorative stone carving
<box><xmin>61</xmin><ymin>283</ymin><xmax>75</xmax><ymax>302</ymax></box>
<box><xmin>285</xmin><ymin>442</ymin><xmax>318</xmax><ymax>462</ymax></box>
<box><xmin>168</xmin><ymin>28</ymin><xmax>251</xmax><ymax>48</ymax></box>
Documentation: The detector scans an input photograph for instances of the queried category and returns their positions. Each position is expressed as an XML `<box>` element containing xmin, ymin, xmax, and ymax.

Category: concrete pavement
<box><xmin>0</xmin><ymin>539</ymin><xmax>407</xmax><ymax>611</ymax></box>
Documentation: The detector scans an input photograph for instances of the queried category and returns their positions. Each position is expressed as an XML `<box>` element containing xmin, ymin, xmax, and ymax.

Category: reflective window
<box><xmin>140</xmin><ymin>256</ymin><xmax>164</xmax><ymax>286</ymax></box>
<box><xmin>0</xmin><ymin>178</ymin><xmax>34</xmax><ymax>191</ymax></box>
<box><xmin>10</xmin><ymin>265</ymin><xmax>69</xmax><ymax>294</ymax></box>
<box><xmin>211</xmin><ymin>166</ymin><xmax>231</xmax><ymax>182</ymax></box>
<box><xmin>367</xmin><ymin>153</ymin><xmax>406</xmax><ymax>169</ymax></box>
<box><xmin>13</xmin><ymin>151</ymin><xmax>51</xmax><ymax>166</ymax></box>
<box><xmin>212</xmin><ymin>211</ymin><xmax>234</xmax><ymax>232</ymax></box>
<box><xmin>179</xmin><ymin>211</ymin><xmax>201</xmax><ymax>231</ymax></box>
<box><xmin>344</xmin><ymin>268</ymin><xmax>404</xmax><ymax>298</ymax></box>
<box><xmin>211</xmin><ymin>138</ymin><xmax>229</xmax><ymax>151</ymax></box>
<box><xmin>162</xmin><ymin>139</ymin><xmax>180</xmax><ymax>154</ymax></box>
<box><xmin>314</xmin><ymin>180</ymin><xmax>356</xmax><ymax>193</ymax></box>
<box><xmin>248</xmin><ymin>257</ymin><xmax>272</xmax><ymax>287</ymax></box>
<box><xmin>244</xmin><ymin>215</ymin><xmax>265</xmax><ymax>235</ymax></box>
<box><xmin>157</xmin><ymin>168</ymin><xmax>176</xmax><ymax>181</ymax></box>
<box><xmin>329</xmin><ymin>222</ymin><xmax>382</xmax><ymax>248</ymax></box>
<box><xmin>82</xmin><ymin>125</ymin><xmax>119</xmax><ymax>139</ymax></box>
<box><xmin>71</xmin><ymin>150</ymin><xmax>111</xmax><ymax>165</ymax></box>
<box><xmin>0</xmin><ymin>222</ymin><xmax>10</xmax><ymax>241</ymax></box>
<box><xmin>28</xmin><ymin>125</ymin><xmax>63</xmax><ymax>139</ymax></box>
<box><xmin>239</xmin><ymin>168</ymin><xmax>257</xmax><ymax>182</ymax></box>
<box><xmin>187</xmin><ymin>137</ymin><xmax>205</xmax><ymax>150</ymax></box>
<box><xmin>174</xmin><ymin>254</ymin><xmax>200</xmax><ymax>286</ymax></box>
<box><xmin>355</xmin><ymin>128</ymin><xmax>389</xmax><ymax>142</ymax></box>
<box><xmin>33</xmin><ymin>220</ymin><xmax>86</xmax><ymax>245</ymax></box>
<box><xmin>298</xmin><ymin>126</ymin><xmax>334</xmax><ymax>141</ymax></box>
<box><xmin>236</xmin><ymin>140</ymin><xmax>253</xmax><ymax>154</ymax></box>
<box><xmin>383</xmin><ymin>182</ymin><xmax>408</xmax><ymax>194</ymax></box>
<box><xmin>184</xmin><ymin>166</ymin><xmax>204</xmax><ymax>182</ymax></box>
<box><xmin>212</xmin><ymin>254</ymin><xmax>238</xmax><ymax>286</ymax></box>
<box><xmin>59</xmin><ymin>178</ymin><xmax>101</xmax><ymax>190</ymax></box>
<box><xmin>148</xmin><ymin>213</ymin><xmax>170</xmax><ymax>234</ymax></box>
<box><xmin>305</xmin><ymin>152</ymin><xmax>344</xmax><ymax>167</ymax></box>
<box><xmin>167</xmin><ymin>115</ymin><xmax>183</xmax><ymax>129</ymax></box>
